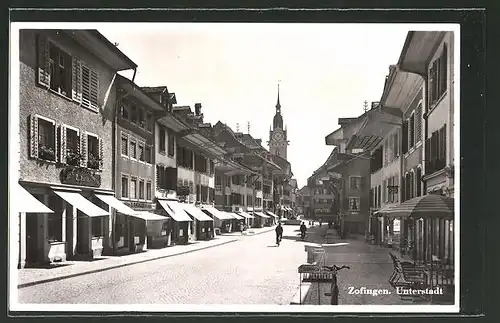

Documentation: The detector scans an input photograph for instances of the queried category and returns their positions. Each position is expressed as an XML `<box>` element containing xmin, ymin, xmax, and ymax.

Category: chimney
<box><xmin>195</xmin><ymin>103</ymin><xmax>202</xmax><ymax>116</ymax></box>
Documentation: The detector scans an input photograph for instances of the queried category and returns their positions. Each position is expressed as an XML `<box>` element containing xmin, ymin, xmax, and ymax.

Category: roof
<box><xmin>116</xmin><ymin>75</ymin><xmax>165</xmax><ymax>112</ymax></box>
<box><xmin>141</xmin><ymin>86</ymin><xmax>168</xmax><ymax>94</ymax></box>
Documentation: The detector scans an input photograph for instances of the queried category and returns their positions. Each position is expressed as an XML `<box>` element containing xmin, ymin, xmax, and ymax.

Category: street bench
<box><xmin>389</xmin><ymin>253</ymin><xmax>428</xmax><ymax>298</ymax></box>
<box><xmin>298</xmin><ymin>264</ymin><xmax>334</xmax><ymax>282</ymax></box>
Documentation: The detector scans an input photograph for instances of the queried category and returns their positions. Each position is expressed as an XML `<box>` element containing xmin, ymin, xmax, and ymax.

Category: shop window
<box><xmin>121</xmin><ymin>134</ymin><xmax>128</xmax><ymax>156</ymax></box>
<box><xmin>138</xmin><ymin>143</ymin><xmax>145</xmax><ymax>162</ymax></box>
<box><xmin>121</xmin><ymin>176</ymin><xmax>129</xmax><ymax>198</ymax></box>
<box><xmin>47</xmin><ymin>195</ymin><xmax>62</xmax><ymax>242</ymax></box>
<box><xmin>130</xmin><ymin>177</ymin><xmax>137</xmax><ymax>200</ymax></box>
<box><xmin>349</xmin><ymin>197</ymin><xmax>360</xmax><ymax>211</ymax></box>
<box><xmin>146</xmin><ymin>181</ymin><xmax>152</xmax><ymax>200</ymax></box>
<box><xmin>91</xmin><ymin>217</ymin><xmax>103</xmax><ymax>238</ymax></box>
<box><xmin>115</xmin><ymin>214</ymin><xmax>127</xmax><ymax>246</ymax></box>
<box><xmin>139</xmin><ymin>180</ymin><xmax>145</xmax><ymax>200</ymax></box>
<box><xmin>130</xmin><ymin>140</ymin><xmax>137</xmax><ymax>159</ymax></box>
<box><xmin>87</xmin><ymin>134</ymin><xmax>100</xmax><ymax>170</ymax></box>
<box><xmin>159</xmin><ymin>128</ymin><xmax>166</xmax><ymax>153</ymax></box>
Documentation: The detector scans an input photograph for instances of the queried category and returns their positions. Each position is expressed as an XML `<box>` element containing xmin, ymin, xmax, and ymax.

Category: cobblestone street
<box><xmin>18</xmin><ymin>225</ymin><xmax>311</xmax><ymax>305</ymax></box>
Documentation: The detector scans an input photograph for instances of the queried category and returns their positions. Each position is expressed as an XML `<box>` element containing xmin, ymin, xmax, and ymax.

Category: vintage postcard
<box><xmin>9</xmin><ymin>22</ymin><xmax>460</xmax><ymax>313</ymax></box>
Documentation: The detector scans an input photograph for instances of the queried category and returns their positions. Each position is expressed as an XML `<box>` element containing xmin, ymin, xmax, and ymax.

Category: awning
<box><xmin>265</xmin><ymin>211</ymin><xmax>279</xmax><ymax>219</ymax></box>
<box><xmin>237</xmin><ymin>211</ymin><xmax>255</xmax><ymax>219</ymax></box>
<box><xmin>54</xmin><ymin>191</ymin><xmax>109</xmax><ymax>217</ymax></box>
<box><xmin>95</xmin><ymin>194</ymin><xmax>136</xmax><ymax>215</ymax></box>
<box><xmin>246</xmin><ymin>207</ymin><xmax>254</xmax><ymax>212</ymax></box>
<box><xmin>180</xmin><ymin>203</ymin><xmax>214</xmax><ymax>222</ymax></box>
<box><xmin>17</xmin><ymin>184</ymin><xmax>54</xmax><ymax>213</ymax></box>
<box><xmin>254</xmin><ymin>212</ymin><xmax>270</xmax><ymax>219</ymax></box>
<box><xmin>374</xmin><ymin>204</ymin><xmax>398</xmax><ymax>216</ymax></box>
<box><xmin>201</xmin><ymin>206</ymin><xmax>234</xmax><ymax>220</ymax></box>
<box><xmin>229</xmin><ymin>212</ymin><xmax>244</xmax><ymax>220</ymax></box>
<box><xmin>158</xmin><ymin>200</ymin><xmax>193</xmax><ymax>222</ymax></box>
<box><xmin>383</xmin><ymin>194</ymin><xmax>454</xmax><ymax>219</ymax></box>
<box><xmin>133</xmin><ymin>212</ymin><xmax>169</xmax><ymax>221</ymax></box>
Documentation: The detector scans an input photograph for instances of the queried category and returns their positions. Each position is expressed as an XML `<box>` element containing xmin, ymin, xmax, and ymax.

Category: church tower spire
<box><xmin>272</xmin><ymin>82</ymin><xmax>283</xmax><ymax>129</ymax></box>
<box><xmin>276</xmin><ymin>83</ymin><xmax>281</xmax><ymax>112</ymax></box>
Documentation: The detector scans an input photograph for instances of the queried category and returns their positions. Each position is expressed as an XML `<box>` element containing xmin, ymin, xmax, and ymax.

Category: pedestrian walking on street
<box><xmin>275</xmin><ymin>222</ymin><xmax>283</xmax><ymax>246</ymax></box>
<box><xmin>300</xmin><ymin>222</ymin><xmax>307</xmax><ymax>240</ymax></box>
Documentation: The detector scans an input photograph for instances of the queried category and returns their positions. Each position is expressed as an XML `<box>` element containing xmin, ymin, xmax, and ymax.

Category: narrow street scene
<box><xmin>11</xmin><ymin>22</ymin><xmax>456</xmax><ymax>310</ymax></box>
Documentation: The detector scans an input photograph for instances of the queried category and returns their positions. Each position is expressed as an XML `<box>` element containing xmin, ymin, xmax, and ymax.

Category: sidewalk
<box><xmin>218</xmin><ymin>226</ymin><xmax>276</xmax><ymax>237</ymax></box>
<box><xmin>17</xmin><ymin>235</ymin><xmax>238</xmax><ymax>288</ymax></box>
<box><xmin>292</xmin><ymin>225</ymin><xmax>412</xmax><ymax>305</ymax></box>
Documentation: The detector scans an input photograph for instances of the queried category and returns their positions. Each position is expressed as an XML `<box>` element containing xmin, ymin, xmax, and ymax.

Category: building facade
<box><xmin>17</xmin><ymin>29</ymin><xmax>137</xmax><ymax>267</ymax></box>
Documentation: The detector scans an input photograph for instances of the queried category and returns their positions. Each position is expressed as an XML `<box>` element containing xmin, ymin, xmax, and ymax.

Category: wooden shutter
<box><xmin>29</xmin><ymin>115</ymin><xmax>39</xmax><ymax>158</ymax></box>
<box><xmin>72</xmin><ymin>57</ymin><xmax>83</xmax><ymax>103</ymax></box>
<box><xmin>81</xmin><ymin>65</ymin><xmax>91</xmax><ymax>108</ymax></box>
<box><xmin>439</xmin><ymin>45</ymin><xmax>448</xmax><ymax>95</ymax></box>
<box><xmin>37</xmin><ymin>34</ymin><xmax>50</xmax><ymax>88</ymax></box>
<box><xmin>54</xmin><ymin>123</ymin><xmax>59</xmax><ymax>163</ymax></box>
<box><xmin>59</xmin><ymin>124</ymin><xmax>67</xmax><ymax>164</ymax></box>
<box><xmin>439</xmin><ymin>124</ymin><xmax>447</xmax><ymax>166</ymax></box>
<box><xmin>425</xmin><ymin>137</ymin><xmax>431</xmax><ymax>171</ymax></box>
<box><xmin>428</xmin><ymin>64</ymin><xmax>436</xmax><ymax>105</ymax></box>
<box><xmin>402</xmin><ymin>121</ymin><xmax>408</xmax><ymax>154</ymax></box>
<box><xmin>90</xmin><ymin>70</ymin><xmax>99</xmax><ymax>110</ymax></box>
<box><xmin>382</xmin><ymin>179</ymin><xmax>386</xmax><ymax>203</ymax></box>
<box><xmin>98</xmin><ymin>137</ymin><xmax>104</xmax><ymax>170</ymax></box>
<box><xmin>415</xmin><ymin>103</ymin><xmax>422</xmax><ymax>143</ymax></box>
<box><xmin>156</xmin><ymin>165</ymin><xmax>160</xmax><ymax>189</ymax></box>
<box><xmin>80</xmin><ymin>131</ymin><xmax>87</xmax><ymax>167</ymax></box>
<box><xmin>409</xmin><ymin>114</ymin><xmax>415</xmax><ymax>148</ymax></box>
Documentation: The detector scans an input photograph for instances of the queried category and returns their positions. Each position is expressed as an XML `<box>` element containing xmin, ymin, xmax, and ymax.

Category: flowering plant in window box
<box><xmin>39</xmin><ymin>145</ymin><xmax>56</xmax><ymax>161</ymax></box>
<box><xmin>88</xmin><ymin>154</ymin><xmax>102</xmax><ymax>170</ymax></box>
<box><xmin>66</xmin><ymin>149</ymin><xmax>83</xmax><ymax>166</ymax></box>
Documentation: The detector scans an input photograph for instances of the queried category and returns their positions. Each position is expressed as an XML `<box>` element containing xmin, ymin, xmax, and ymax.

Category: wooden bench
<box><xmin>389</xmin><ymin>253</ymin><xmax>428</xmax><ymax>300</ymax></box>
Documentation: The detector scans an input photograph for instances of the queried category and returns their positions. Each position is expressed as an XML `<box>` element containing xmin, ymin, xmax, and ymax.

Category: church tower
<box><xmin>268</xmin><ymin>84</ymin><xmax>289</xmax><ymax>159</ymax></box>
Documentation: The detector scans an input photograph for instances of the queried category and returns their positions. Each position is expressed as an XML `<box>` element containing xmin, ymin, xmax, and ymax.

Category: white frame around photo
<box><xmin>9</xmin><ymin>22</ymin><xmax>460</xmax><ymax>314</ymax></box>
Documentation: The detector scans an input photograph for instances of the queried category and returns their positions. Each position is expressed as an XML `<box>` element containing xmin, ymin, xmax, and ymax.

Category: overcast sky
<box><xmin>99</xmin><ymin>23</ymin><xmax>413</xmax><ymax>188</ymax></box>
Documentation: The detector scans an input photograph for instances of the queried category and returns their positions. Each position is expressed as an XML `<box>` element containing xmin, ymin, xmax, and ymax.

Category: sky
<box><xmin>99</xmin><ymin>23</ymin><xmax>413</xmax><ymax>188</ymax></box>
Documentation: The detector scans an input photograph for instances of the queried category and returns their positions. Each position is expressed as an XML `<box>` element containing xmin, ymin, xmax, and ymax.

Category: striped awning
<box><xmin>237</xmin><ymin>211</ymin><xmax>255</xmax><ymax>219</ymax></box>
<box><xmin>201</xmin><ymin>206</ymin><xmax>234</xmax><ymax>220</ymax></box>
<box><xmin>228</xmin><ymin>212</ymin><xmax>244</xmax><ymax>220</ymax></box>
<box><xmin>382</xmin><ymin>194</ymin><xmax>454</xmax><ymax>219</ymax></box>
<box><xmin>265</xmin><ymin>211</ymin><xmax>279</xmax><ymax>219</ymax></box>
<box><xmin>374</xmin><ymin>204</ymin><xmax>398</xmax><ymax>216</ymax></box>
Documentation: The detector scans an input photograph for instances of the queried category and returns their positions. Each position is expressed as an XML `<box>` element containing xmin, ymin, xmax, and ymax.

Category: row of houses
<box><xmin>300</xmin><ymin>31</ymin><xmax>455</xmax><ymax>270</ymax></box>
<box><xmin>14</xmin><ymin>29</ymin><xmax>297</xmax><ymax>268</ymax></box>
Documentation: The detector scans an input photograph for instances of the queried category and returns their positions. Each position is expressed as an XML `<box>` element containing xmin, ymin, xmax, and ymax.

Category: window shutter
<box><xmin>428</xmin><ymin>65</ymin><xmax>435</xmax><ymax>105</ymax></box>
<box><xmin>54</xmin><ymin>123</ymin><xmax>59</xmax><ymax>163</ymax></box>
<box><xmin>439</xmin><ymin>124</ymin><xmax>447</xmax><ymax>165</ymax></box>
<box><xmin>90</xmin><ymin>70</ymin><xmax>99</xmax><ymax>110</ymax></box>
<box><xmin>72</xmin><ymin>57</ymin><xmax>83</xmax><ymax>103</ymax></box>
<box><xmin>415</xmin><ymin>104</ymin><xmax>422</xmax><ymax>143</ymax></box>
<box><xmin>80</xmin><ymin>131</ymin><xmax>87</xmax><ymax>167</ymax></box>
<box><xmin>98</xmin><ymin>137</ymin><xmax>104</xmax><ymax>170</ymax></box>
<box><xmin>402</xmin><ymin>121</ymin><xmax>408</xmax><ymax>154</ymax></box>
<box><xmin>382</xmin><ymin>179</ymin><xmax>386</xmax><ymax>203</ymax></box>
<box><xmin>29</xmin><ymin>115</ymin><xmax>39</xmax><ymax>158</ymax></box>
<box><xmin>440</xmin><ymin>45</ymin><xmax>448</xmax><ymax>95</ymax></box>
<box><xmin>409</xmin><ymin>114</ymin><xmax>415</xmax><ymax>148</ymax></box>
<box><xmin>81</xmin><ymin>65</ymin><xmax>91</xmax><ymax>108</ymax></box>
<box><xmin>59</xmin><ymin>125</ymin><xmax>67</xmax><ymax>164</ymax></box>
<box><xmin>156</xmin><ymin>165</ymin><xmax>160</xmax><ymax>189</ymax></box>
<box><xmin>37</xmin><ymin>34</ymin><xmax>50</xmax><ymax>88</ymax></box>
<box><xmin>425</xmin><ymin>137</ymin><xmax>431</xmax><ymax>171</ymax></box>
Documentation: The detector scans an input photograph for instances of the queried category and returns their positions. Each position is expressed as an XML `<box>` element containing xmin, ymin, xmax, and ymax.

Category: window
<box><xmin>409</xmin><ymin>113</ymin><xmax>415</xmax><ymax>149</ymax></box>
<box><xmin>393</xmin><ymin>131</ymin><xmax>400</xmax><ymax>158</ymax></box>
<box><xmin>61</xmin><ymin>127</ymin><xmax>80</xmax><ymax>166</ymax></box>
<box><xmin>349</xmin><ymin>197</ymin><xmax>360</xmax><ymax>211</ymax></box>
<box><xmin>130</xmin><ymin>177</ymin><xmax>137</xmax><ymax>199</ymax></box>
<box><xmin>35</xmin><ymin>117</ymin><xmax>57</xmax><ymax>161</ymax></box>
<box><xmin>145</xmin><ymin>145</ymin><xmax>151</xmax><ymax>163</ymax></box>
<box><xmin>138</xmin><ymin>108</ymin><xmax>145</xmax><ymax>128</ymax></box>
<box><xmin>130</xmin><ymin>106</ymin><xmax>138</xmax><ymax>124</ymax></box>
<box><xmin>139</xmin><ymin>179</ymin><xmax>145</xmax><ymax>200</ymax></box>
<box><xmin>121</xmin><ymin>104</ymin><xmax>129</xmax><ymax>120</ymax></box>
<box><xmin>370</xmin><ymin>146</ymin><xmax>383</xmax><ymax>173</ymax></box>
<box><xmin>409</xmin><ymin>172</ymin><xmax>415</xmax><ymax>199</ymax></box>
<box><xmin>138</xmin><ymin>143</ymin><xmax>145</xmax><ymax>162</ymax></box>
<box><xmin>377</xmin><ymin>185</ymin><xmax>381</xmax><ymax>207</ymax></box>
<box><xmin>369</xmin><ymin>188</ymin><xmax>373</xmax><ymax>208</ymax></box>
<box><xmin>87</xmin><ymin>134</ymin><xmax>99</xmax><ymax>169</ymax></box>
<box><xmin>146</xmin><ymin>113</ymin><xmax>153</xmax><ymax>132</ymax></box>
<box><xmin>382</xmin><ymin>179</ymin><xmax>387</xmax><ymax>203</ymax></box>
<box><xmin>91</xmin><ymin>217</ymin><xmax>103</xmax><ymax>238</ymax></box>
<box><xmin>159</xmin><ymin>128</ymin><xmax>166</xmax><ymax>153</ymax></box>
<box><xmin>146</xmin><ymin>181</ymin><xmax>152</xmax><ymax>200</ymax></box>
<box><xmin>429</xmin><ymin>44</ymin><xmax>448</xmax><ymax>107</ymax></box>
<box><xmin>425</xmin><ymin>124</ymin><xmax>447</xmax><ymax>175</ymax></box>
<box><xmin>121</xmin><ymin>135</ymin><xmax>128</xmax><ymax>156</ymax></box>
<box><xmin>416</xmin><ymin>168</ymin><xmax>422</xmax><ymax>197</ymax></box>
<box><xmin>121</xmin><ymin>176</ymin><xmax>129</xmax><ymax>198</ymax></box>
<box><xmin>415</xmin><ymin>103</ymin><xmax>422</xmax><ymax>143</ymax></box>
<box><xmin>48</xmin><ymin>42</ymin><xmax>72</xmax><ymax>97</ymax></box>
<box><xmin>167</xmin><ymin>129</ymin><xmax>175</xmax><ymax>157</ymax></box>
<box><xmin>130</xmin><ymin>140</ymin><xmax>137</xmax><ymax>159</ymax></box>
<box><xmin>350</xmin><ymin>177</ymin><xmax>362</xmax><ymax>190</ymax></box>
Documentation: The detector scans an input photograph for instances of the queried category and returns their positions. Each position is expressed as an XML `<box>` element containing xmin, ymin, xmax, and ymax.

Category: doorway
<box><xmin>25</xmin><ymin>213</ymin><xmax>39</xmax><ymax>265</ymax></box>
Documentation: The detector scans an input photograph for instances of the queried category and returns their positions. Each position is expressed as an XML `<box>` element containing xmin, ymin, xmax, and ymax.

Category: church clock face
<box><xmin>273</xmin><ymin>131</ymin><xmax>284</xmax><ymax>141</ymax></box>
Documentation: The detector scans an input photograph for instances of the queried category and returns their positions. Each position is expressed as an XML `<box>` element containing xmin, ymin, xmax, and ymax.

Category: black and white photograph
<box><xmin>9</xmin><ymin>22</ymin><xmax>459</xmax><ymax>313</ymax></box>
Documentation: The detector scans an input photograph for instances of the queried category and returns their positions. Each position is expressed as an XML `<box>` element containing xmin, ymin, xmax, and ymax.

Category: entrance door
<box><xmin>25</xmin><ymin>213</ymin><xmax>38</xmax><ymax>264</ymax></box>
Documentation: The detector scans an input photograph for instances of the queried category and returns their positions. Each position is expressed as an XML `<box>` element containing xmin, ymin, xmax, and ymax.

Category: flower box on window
<box><xmin>39</xmin><ymin>145</ymin><xmax>56</xmax><ymax>161</ymax></box>
<box><xmin>88</xmin><ymin>154</ymin><xmax>102</xmax><ymax>170</ymax></box>
<box><xmin>66</xmin><ymin>149</ymin><xmax>83</xmax><ymax>166</ymax></box>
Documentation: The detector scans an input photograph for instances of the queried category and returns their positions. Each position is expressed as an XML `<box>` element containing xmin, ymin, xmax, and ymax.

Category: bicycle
<box><xmin>322</xmin><ymin>265</ymin><xmax>350</xmax><ymax>305</ymax></box>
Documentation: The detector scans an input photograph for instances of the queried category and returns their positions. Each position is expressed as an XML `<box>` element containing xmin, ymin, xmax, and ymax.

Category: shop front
<box><xmin>236</xmin><ymin>211</ymin><xmax>254</xmax><ymax>228</ymax></box>
<box><xmin>201</xmin><ymin>206</ymin><xmax>234</xmax><ymax>233</ymax></box>
<box><xmin>157</xmin><ymin>199</ymin><xmax>192</xmax><ymax>245</ymax></box>
<box><xmin>265</xmin><ymin>210</ymin><xmax>279</xmax><ymax>225</ymax></box>
<box><xmin>253</xmin><ymin>211</ymin><xmax>271</xmax><ymax>227</ymax></box>
<box><xmin>180</xmin><ymin>203</ymin><xmax>214</xmax><ymax>241</ymax></box>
